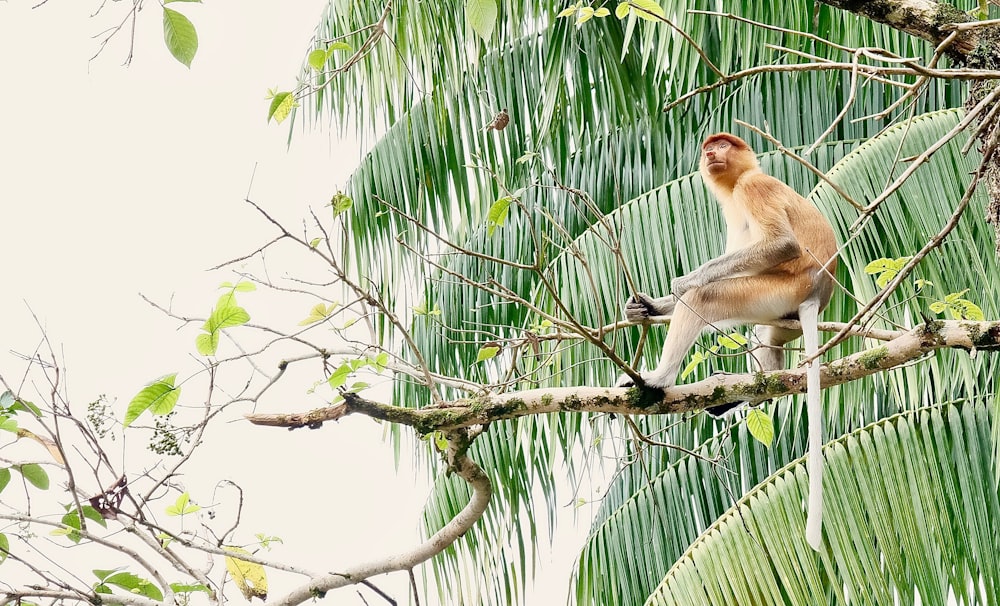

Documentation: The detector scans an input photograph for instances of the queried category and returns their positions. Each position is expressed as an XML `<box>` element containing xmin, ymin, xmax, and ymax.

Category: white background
<box><xmin>0</xmin><ymin>2</ymin><xmax>589</xmax><ymax>604</ymax></box>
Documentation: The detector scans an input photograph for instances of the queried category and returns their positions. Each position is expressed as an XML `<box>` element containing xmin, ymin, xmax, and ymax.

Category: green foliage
<box><xmin>930</xmin><ymin>289</ymin><xmax>985</xmax><ymax>321</ymax></box>
<box><xmin>864</xmin><ymin>256</ymin><xmax>913</xmax><ymax>288</ymax></box>
<box><xmin>165</xmin><ymin>492</ymin><xmax>201</xmax><ymax>516</ymax></box>
<box><xmin>646</xmin><ymin>402</ymin><xmax>999</xmax><ymax>606</ymax></box>
<box><xmin>297</xmin><ymin>0</ymin><xmax>976</xmax><ymax>602</ymax></box>
<box><xmin>162</xmin><ymin>7</ymin><xmax>198</xmax><ymax>68</ymax></box>
<box><xmin>93</xmin><ymin>569</ymin><xmax>164</xmax><ymax>601</ymax></box>
<box><xmin>170</xmin><ymin>583</ymin><xmax>211</xmax><ymax>594</ymax></box>
<box><xmin>14</xmin><ymin>464</ymin><xmax>48</xmax><ymax>490</ymax></box>
<box><xmin>746</xmin><ymin>408</ymin><xmax>773</xmax><ymax>448</ymax></box>
<box><xmin>486</xmin><ymin>197</ymin><xmax>513</xmax><ymax>236</ymax></box>
<box><xmin>267</xmin><ymin>90</ymin><xmax>298</xmax><ymax>124</ymax></box>
<box><xmin>52</xmin><ymin>505</ymin><xmax>107</xmax><ymax>544</ymax></box>
<box><xmin>299</xmin><ymin>302</ymin><xmax>339</xmax><ymax>326</ymax></box>
<box><xmin>476</xmin><ymin>344</ymin><xmax>501</xmax><ymax>362</ymax></box>
<box><xmin>124</xmin><ymin>374</ymin><xmax>180</xmax><ymax>427</ymax></box>
<box><xmin>0</xmin><ymin>533</ymin><xmax>8</xmax><ymax>564</ymax></box>
<box><xmin>466</xmin><ymin>0</ymin><xmax>498</xmax><ymax>41</ymax></box>
<box><xmin>0</xmin><ymin>468</ymin><xmax>10</xmax><ymax>493</ymax></box>
<box><xmin>680</xmin><ymin>332</ymin><xmax>748</xmax><ymax>379</ymax></box>
<box><xmin>330</xmin><ymin>191</ymin><xmax>353</xmax><ymax>217</ymax></box>
<box><xmin>255</xmin><ymin>533</ymin><xmax>284</xmax><ymax>549</ymax></box>
<box><xmin>620</xmin><ymin>0</ymin><xmax>666</xmax><ymax>21</ymax></box>
<box><xmin>196</xmin><ymin>286</ymin><xmax>251</xmax><ymax>356</ymax></box>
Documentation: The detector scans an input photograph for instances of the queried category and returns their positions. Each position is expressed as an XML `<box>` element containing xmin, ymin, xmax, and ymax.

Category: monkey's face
<box><xmin>702</xmin><ymin>139</ymin><xmax>734</xmax><ymax>175</ymax></box>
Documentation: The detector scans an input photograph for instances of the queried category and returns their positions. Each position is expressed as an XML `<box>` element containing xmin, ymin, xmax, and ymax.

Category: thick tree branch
<box><xmin>247</xmin><ymin>319</ymin><xmax>1000</xmax><ymax>432</ymax></box>
<box><xmin>820</xmin><ymin>0</ymin><xmax>979</xmax><ymax>54</ymax></box>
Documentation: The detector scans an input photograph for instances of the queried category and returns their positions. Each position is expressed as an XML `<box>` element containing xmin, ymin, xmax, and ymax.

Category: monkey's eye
<box><xmin>704</xmin><ymin>141</ymin><xmax>730</xmax><ymax>152</ymax></box>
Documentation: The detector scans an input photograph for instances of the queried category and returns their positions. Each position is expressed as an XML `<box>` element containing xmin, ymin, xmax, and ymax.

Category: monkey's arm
<box><xmin>673</xmin><ymin>177</ymin><xmax>801</xmax><ymax>297</ymax></box>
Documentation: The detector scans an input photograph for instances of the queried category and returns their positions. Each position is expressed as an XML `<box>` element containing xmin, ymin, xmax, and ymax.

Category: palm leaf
<box><xmin>645</xmin><ymin>400</ymin><xmax>999</xmax><ymax>606</ymax></box>
<box><xmin>300</xmin><ymin>2</ymin><xmax>976</xmax><ymax>603</ymax></box>
<box><xmin>571</xmin><ymin>109</ymin><xmax>996</xmax><ymax>603</ymax></box>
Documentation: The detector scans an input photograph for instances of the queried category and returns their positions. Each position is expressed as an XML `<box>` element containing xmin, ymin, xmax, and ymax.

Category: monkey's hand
<box><xmin>624</xmin><ymin>293</ymin><xmax>658</xmax><ymax>323</ymax></box>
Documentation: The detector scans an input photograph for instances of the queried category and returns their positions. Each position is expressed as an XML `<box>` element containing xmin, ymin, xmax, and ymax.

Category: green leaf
<box><xmin>162</xmin><ymin>7</ymin><xmax>198</xmax><ymax>68</ymax></box>
<box><xmin>103</xmin><ymin>572</ymin><xmax>164</xmax><ymax>601</ymax></box>
<box><xmin>58</xmin><ymin>511</ymin><xmax>84</xmax><ymax>544</ymax></box>
<box><xmin>628</xmin><ymin>0</ymin><xmax>665</xmax><ymax>20</ymax></box>
<box><xmin>434</xmin><ymin>432</ymin><xmax>449</xmax><ymax>451</ymax></box>
<box><xmin>268</xmin><ymin>92</ymin><xmax>298</xmax><ymax>124</ymax></box>
<box><xmin>12</xmin><ymin>399</ymin><xmax>42</xmax><ymax>417</ymax></box>
<box><xmin>0</xmin><ymin>468</ymin><xmax>9</xmax><ymax>493</ymax></box>
<box><xmin>476</xmin><ymin>345</ymin><xmax>501</xmax><ymax>362</ymax></box>
<box><xmin>594</xmin><ymin>7</ymin><xmax>610</xmax><ymax>17</ymax></box>
<box><xmin>197</xmin><ymin>294</ymin><xmax>250</xmax><ymax>356</ymax></box>
<box><xmin>557</xmin><ymin>4</ymin><xmax>579</xmax><ymax>18</ymax></box>
<box><xmin>577</xmin><ymin>6</ymin><xmax>595</xmax><ymax>24</ymax></box>
<box><xmin>716</xmin><ymin>332</ymin><xmax>748</xmax><ymax>350</ymax></box>
<box><xmin>487</xmin><ymin>197</ymin><xmax>513</xmax><ymax>236</ymax></box>
<box><xmin>299</xmin><ymin>302</ymin><xmax>338</xmax><ymax>326</ymax></box>
<box><xmin>466</xmin><ymin>0</ymin><xmax>497</xmax><ymax>41</ymax></box>
<box><xmin>230</xmin><ymin>281</ymin><xmax>256</xmax><ymax>293</ymax></box>
<box><xmin>331</xmin><ymin>192</ymin><xmax>354</xmax><ymax>216</ymax></box>
<box><xmin>328</xmin><ymin>364</ymin><xmax>352</xmax><ymax>389</ymax></box>
<box><xmin>680</xmin><ymin>351</ymin><xmax>706</xmax><ymax>380</ymax></box>
<box><xmin>307</xmin><ymin>48</ymin><xmax>327</xmax><ymax>71</ymax></box>
<box><xmin>957</xmin><ymin>300</ymin><xmax>984</xmax><ymax>320</ymax></box>
<box><xmin>205</xmin><ymin>294</ymin><xmax>251</xmax><ymax>331</ymax></box>
<box><xmin>373</xmin><ymin>352</ymin><xmax>389</xmax><ymax>372</ymax></box>
<box><xmin>170</xmin><ymin>583</ymin><xmax>211</xmax><ymax>594</ymax></box>
<box><xmin>166</xmin><ymin>492</ymin><xmax>201</xmax><ymax>516</ymax></box>
<box><xmin>0</xmin><ymin>533</ymin><xmax>8</xmax><ymax>563</ymax></box>
<box><xmin>15</xmin><ymin>463</ymin><xmax>49</xmax><ymax>490</ymax></box>
<box><xmin>93</xmin><ymin>568</ymin><xmax>122</xmax><ymax>582</ymax></box>
<box><xmin>614</xmin><ymin>2</ymin><xmax>630</xmax><ymax>18</ymax></box>
<box><xmin>81</xmin><ymin>505</ymin><xmax>108</xmax><ymax>527</ymax></box>
<box><xmin>329</xmin><ymin>41</ymin><xmax>352</xmax><ymax>52</ymax></box>
<box><xmin>195</xmin><ymin>332</ymin><xmax>220</xmax><ymax>356</ymax></box>
<box><xmin>0</xmin><ymin>416</ymin><xmax>17</xmax><ymax>433</ymax></box>
<box><xmin>124</xmin><ymin>374</ymin><xmax>180</xmax><ymax>427</ymax></box>
<box><xmin>746</xmin><ymin>409</ymin><xmax>774</xmax><ymax>447</ymax></box>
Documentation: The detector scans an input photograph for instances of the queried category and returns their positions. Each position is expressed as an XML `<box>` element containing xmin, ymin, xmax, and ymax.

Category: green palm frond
<box><xmin>645</xmin><ymin>400</ymin><xmax>999</xmax><ymax>606</ymax></box>
<box><xmin>301</xmin><ymin>2</ymin><xmax>985</xmax><ymax>604</ymax></box>
<box><xmin>571</xmin><ymin>109</ymin><xmax>996</xmax><ymax>602</ymax></box>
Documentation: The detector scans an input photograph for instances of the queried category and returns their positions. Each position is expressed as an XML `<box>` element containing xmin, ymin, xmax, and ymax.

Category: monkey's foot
<box><xmin>615</xmin><ymin>374</ymin><xmax>635</xmax><ymax>388</ymax></box>
<box><xmin>704</xmin><ymin>401</ymin><xmax>748</xmax><ymax>418</ymax></box>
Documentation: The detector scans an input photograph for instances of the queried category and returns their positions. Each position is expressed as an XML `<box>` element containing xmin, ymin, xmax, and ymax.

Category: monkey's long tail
<box><xmin>799</xmin><ymin>299</ymin><xmax>823</xmax><ymax>551</ymax></box>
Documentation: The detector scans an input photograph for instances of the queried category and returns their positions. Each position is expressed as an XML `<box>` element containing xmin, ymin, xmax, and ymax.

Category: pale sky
<box><xmin>0</xmin><ymin>2</ymin><xmax>585</xmax><ymax>604</ymax></box>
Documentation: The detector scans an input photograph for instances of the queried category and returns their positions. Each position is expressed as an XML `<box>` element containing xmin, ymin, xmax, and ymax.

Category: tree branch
<box><xmin>818</xmin><ymin>0</ymin><xmax>978</xmax><ymax>57</ymax></box>
<box><xmin>247</xmin><ymin>319</ymin><xmax>1000</xmax><ymax>432</ymax></box>
<box><xmin>265</xmin><ymin>429</ymin><xmax>492</xmax><ymax>606</ymax></box>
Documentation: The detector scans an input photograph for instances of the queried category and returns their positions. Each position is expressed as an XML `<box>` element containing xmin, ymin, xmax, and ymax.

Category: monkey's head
<box><xmin>699</xmin><ymin>133</ymin><xmax>758</xmax><ymax>188</ymax></box>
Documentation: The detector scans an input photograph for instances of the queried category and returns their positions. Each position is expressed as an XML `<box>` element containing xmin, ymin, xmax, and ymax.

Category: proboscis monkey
<box><xmin>619</xmin><ymin>133</ymin><xmax>837</xmax><ymax>550</ymax></box>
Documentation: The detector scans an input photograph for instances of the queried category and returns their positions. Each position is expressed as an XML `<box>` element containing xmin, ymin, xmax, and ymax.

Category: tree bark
<box><xmin>820</xmin><ymin>0</ymin><xmax>1000</xmax><ymax>239</ymax></box>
